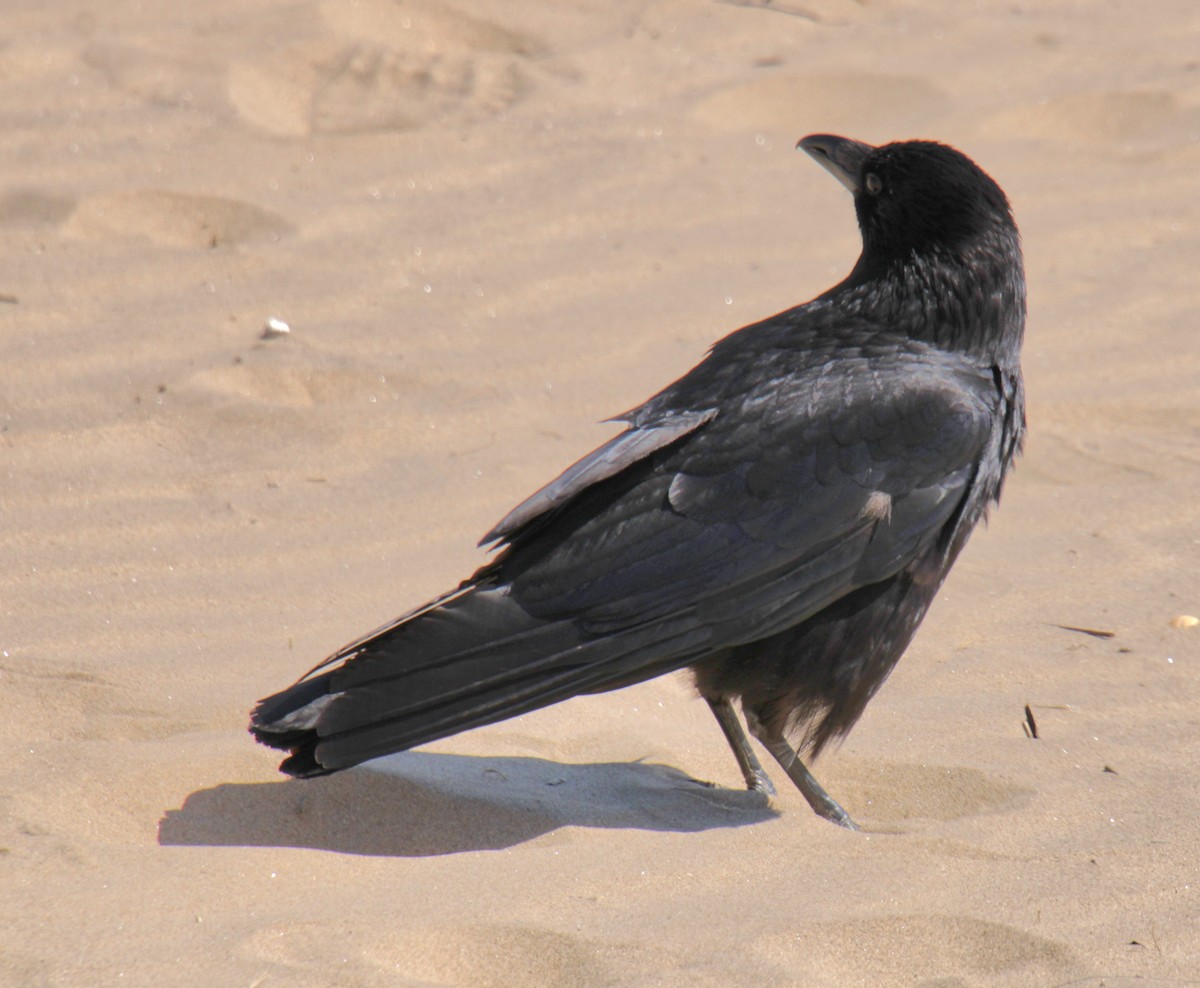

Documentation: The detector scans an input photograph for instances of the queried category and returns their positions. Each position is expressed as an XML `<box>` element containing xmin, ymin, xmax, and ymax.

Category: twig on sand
<box><xmin>716</xmin><ymin>0</ymin><xmax>823</xmax><ymax>22</ymax></box>
<box><xmin>1052</xmin><ymin>624</ymin><xmax>1116</xmax><ymax>639</ymax></box>
<box><xmin>1023</xmin><ymin>703</ymin><xmax>1039</xmax><ymax>739</ymax></box>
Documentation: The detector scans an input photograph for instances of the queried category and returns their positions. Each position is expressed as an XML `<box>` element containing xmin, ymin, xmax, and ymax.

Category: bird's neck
<box><xmin>838</xmin><ymin>229</ymin><xmax>1026</xmax><ymax>369</ymax></box>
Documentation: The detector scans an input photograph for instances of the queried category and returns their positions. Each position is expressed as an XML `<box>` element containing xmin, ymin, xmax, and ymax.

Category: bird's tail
<box><xmin>249</xmin><ymin>582</ymin><xmax>707</xmax><ymax>777</ymax></box>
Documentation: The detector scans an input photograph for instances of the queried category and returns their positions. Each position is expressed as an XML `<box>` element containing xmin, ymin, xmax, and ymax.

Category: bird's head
<box><xmin>798</xmin><ymin>134</ymin><xmax>1016</xmax><ymax>260</ymax></box>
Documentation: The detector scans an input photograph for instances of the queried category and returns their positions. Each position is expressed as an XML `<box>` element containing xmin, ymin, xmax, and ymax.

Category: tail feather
<box><xmin>250</xmin><ymin>584</ymin><xmax>709</xmax><ymax>777</ymax></box>
<box><xmin>250</xmin><ymin>673</ymin><xmax>335</xmax><ymax>749</ymax></box>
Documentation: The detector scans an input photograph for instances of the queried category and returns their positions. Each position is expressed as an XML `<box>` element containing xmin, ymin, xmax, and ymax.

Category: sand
<box><xmin>3</xmin><ymin>0</ymin><xmax>1199</xmax><ymax>984</ymax></box>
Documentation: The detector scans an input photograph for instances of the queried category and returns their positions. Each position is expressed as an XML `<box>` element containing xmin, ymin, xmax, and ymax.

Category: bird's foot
<box><xmin>749</xmin><ymin>767</ymin><xmax>777</xmax><ymax>798</ymax></box>
<box><xmin>809</xmin><ymin>793</ymin><xmax>859</xmax><ymax>831</ymax></box>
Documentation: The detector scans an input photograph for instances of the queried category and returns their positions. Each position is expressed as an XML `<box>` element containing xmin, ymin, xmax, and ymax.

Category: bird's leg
<box><xmin>705</xmin><ymin>697</ymin><xmax>776</xmax><ymax>796</ymax></box>
<box><xmin>744</xmin><ymin>712</ymin><xmax>859</xmax><ymax>831</ymax></box>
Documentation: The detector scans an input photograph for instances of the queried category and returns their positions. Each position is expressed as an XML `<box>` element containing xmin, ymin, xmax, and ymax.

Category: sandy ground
<box><xmin>3</xmin><ymin>0</ymin><xmax>1199</xmax><ymax>985</ymax></box>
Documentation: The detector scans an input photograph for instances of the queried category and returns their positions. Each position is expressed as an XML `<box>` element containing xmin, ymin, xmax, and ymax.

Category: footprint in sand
<box><xmin>247</xmin><ymin>920</ymin><xmax>788</xmax><ymax>986</ymax></box>
<box><xmin>691</xmin><ymin>71</ymin><xmax>950</xmax><ymax>136</ymax></box>
<box><xmin>355</xmin><ymin>921</ymin><xmax>604</xmax><ymax>984</ymax></box>
<box><xmin>754</xmin><ymin>915</ymin><xmax>1073</xmax><ymax>984</ymax></box>
<box><xmin>983</xmin><ymin>89</ymin><xmax>1200</xmax><ymax>149</ymax></box>
<box><xmin>183</xmin><ymin>331</ymin><xmax>419</xmax><ymax>410</ymax></box>
<box><xmin>228</xmin><ymin>0</ymin><xmax>540</xmax><ymax>138</ymax></box>
<box><xmin>189</xmin><ymin>359</ymin><xmax>381</xmax><ymax>410</ymax></box>
<box><xmin>64</xmin><ymin>190</ymin><xmax>293</xmax><ymax>249</ymax></box>
<box><xmin>1022</xmin><ymin>430</ymin><xmax>1160</xmax><ymax>488</ymax></box>
<box><xmin>828</xmin><ymin>759</ymin><xmax>1034</xmax><ymax>827</ymax></box>
<box><xmin>82</xmin><ymin>41</ymin><xmax>225</xmax><ymax>109</ymax></box>
<box><xmin>0</xmin><ymin>189</ymin><xmax>76</xmax><ymax>229</ymax></box>
<box><xmin>1</xmin><ymin>656</ymin><xmax>197</xmax><ymax>745</ymax></box>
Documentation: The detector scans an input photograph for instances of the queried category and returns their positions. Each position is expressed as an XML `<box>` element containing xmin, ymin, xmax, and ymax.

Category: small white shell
<box><xmin>262</xmin><ymin>316</ymin><xmax>291</xmax><ymax>338</ymax></box>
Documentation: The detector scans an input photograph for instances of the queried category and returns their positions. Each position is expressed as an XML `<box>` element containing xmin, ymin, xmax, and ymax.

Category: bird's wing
<box><xmin>500</xmin><ymin>353</ymin><xmax>998</xmax><ymax>644</ymax></box>
<box><xmin>480</xmin><ymin>408</ymin><xmax>717</xmax><ymax>545</ymax></box>
<box><xmin>253</xmin><ymin>350</ymin><xmax>1000</xmax><ymax>773</ymax></box>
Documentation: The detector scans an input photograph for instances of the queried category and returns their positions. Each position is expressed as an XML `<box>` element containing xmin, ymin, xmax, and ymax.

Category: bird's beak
<box><xmin>797</xmin><ymin>134</ymin><xmax>874</xmax><ymax>194</ymax></box>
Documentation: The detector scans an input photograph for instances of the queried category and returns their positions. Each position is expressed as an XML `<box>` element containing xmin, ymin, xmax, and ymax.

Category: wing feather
<box><xmin>480</xmin><ymin>408</ymin><xmax>717</xmax><ymax>545</ymax></box>
<box><xmin>499</xmin><ymin>354</ymin><xmax>997</xmax><ymax>649</ymax></box>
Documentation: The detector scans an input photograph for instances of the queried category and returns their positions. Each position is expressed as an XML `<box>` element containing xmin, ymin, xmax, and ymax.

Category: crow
<box><xmin>251</xmin><ymin>134</ymin><xmax>1025</xmax><ymax>829</ymax></box>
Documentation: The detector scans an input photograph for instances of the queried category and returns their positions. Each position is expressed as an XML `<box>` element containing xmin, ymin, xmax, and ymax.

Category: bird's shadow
<box><xmin>158</xmin><ymin>751</ymin><xmax>777</xmax><ymax>857</ymax></box>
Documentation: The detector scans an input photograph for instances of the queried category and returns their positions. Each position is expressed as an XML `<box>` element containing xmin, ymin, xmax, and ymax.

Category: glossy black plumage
<box><xmin>251</xmin><ymin>134</ymin><xmax>1025</xmax><ymax>828</ymax></box>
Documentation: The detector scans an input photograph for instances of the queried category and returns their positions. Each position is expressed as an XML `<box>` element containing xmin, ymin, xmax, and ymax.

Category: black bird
<box><xmin>251</xmin><ymin>134</ymin><xmax>1025</xmax><ymax>829</ymax></box>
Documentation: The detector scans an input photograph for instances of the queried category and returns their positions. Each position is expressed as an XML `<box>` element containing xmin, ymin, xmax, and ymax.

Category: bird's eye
<box><xmin>864</xmin><ymin>172</ymin><xmax>883</xmax><ymax>195</ymax></box>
